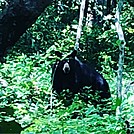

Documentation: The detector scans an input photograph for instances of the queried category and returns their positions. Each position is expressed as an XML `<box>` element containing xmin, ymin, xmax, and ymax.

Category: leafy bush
<box><xmin>0</xmin><ymin>46</ymin><xmax>130</xmax><ymax>133</ymax></box>
<box><xmin>0</xmin><ymin>1</ymin><xmax>134</xmax><ymax>133</ymax></box>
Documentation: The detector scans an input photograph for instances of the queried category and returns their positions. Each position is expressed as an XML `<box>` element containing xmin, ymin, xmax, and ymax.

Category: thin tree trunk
<box><xmin>115</xmin><ymin>0</ymin><xmax>126</xmax><ymax>113</ymax></box>
<box><xmin>75</xmin><ymin>0</ymin><xmax>86</xmax><ymax>50</ymax></box>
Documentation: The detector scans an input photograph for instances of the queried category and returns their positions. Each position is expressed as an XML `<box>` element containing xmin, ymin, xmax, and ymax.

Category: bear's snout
<box><xmin>63</xmin><ymin>62</ymin><xmax>70</xmax><ymax>74</ymax></box>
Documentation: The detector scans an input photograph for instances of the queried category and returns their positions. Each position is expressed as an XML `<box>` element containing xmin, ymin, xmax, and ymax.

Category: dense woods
<box><xmin>0</xmin><ymin>0</ymin><xmax>134</xmax><ymax>133</ymax></box>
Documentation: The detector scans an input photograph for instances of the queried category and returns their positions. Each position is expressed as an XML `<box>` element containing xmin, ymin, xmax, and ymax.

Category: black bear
<box><xmin>52</xmin><ymin>50</ymin><xmax>111</xmax><ymax>105</ymax></box>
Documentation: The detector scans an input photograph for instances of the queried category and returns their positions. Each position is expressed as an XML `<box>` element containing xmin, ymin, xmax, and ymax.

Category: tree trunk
<box><xmin>75</xmin><ymin>0</ymin><xmax>86</xmax><ymax>50</ymax></box>
<box><xmin>0</xmin><ymin>0</ymin><xmax>52</xmax><ymax>61</ymax></box>
<box><xmin>115</xmin><ymin>0</ymin><xmax>126</xmax><ymax>114</ymax></box>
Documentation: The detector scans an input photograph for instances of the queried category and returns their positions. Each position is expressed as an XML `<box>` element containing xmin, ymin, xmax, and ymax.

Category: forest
<box><xmin>0</xmin><ymin>0</ymin><xmax>134</xmax><ymax>133</ymax></box>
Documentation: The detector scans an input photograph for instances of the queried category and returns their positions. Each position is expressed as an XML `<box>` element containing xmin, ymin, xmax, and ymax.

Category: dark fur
<box><xmin>52</xmin><ymin>50</ymin><xmax>111</xmax><ymax>104</ymax></box>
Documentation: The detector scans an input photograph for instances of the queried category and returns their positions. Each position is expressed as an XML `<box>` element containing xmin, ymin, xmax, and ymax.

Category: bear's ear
<box><xmin>55</xmin><ymin>51</ymin><xmax>62</xmax><ymax>58</ymax></box>
<box><xmin>68</xmin><ymin>50</ymin><xmax>77</xmax><ymax>58</ymax></box>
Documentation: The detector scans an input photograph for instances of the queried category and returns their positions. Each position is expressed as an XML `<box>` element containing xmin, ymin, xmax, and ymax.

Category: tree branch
<box><xmin>0</xmin><ymin>0</ymin><xmax>52</xmax><ymax>61</ymax></box>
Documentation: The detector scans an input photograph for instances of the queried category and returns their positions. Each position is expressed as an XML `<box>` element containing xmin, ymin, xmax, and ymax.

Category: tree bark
<box><xmin>115</xmin><ymin>0</ymin><xmax>126</xmax><ymax>113</ymax></box>
<box><xmin>0</xmin><ymin>0</ymin><xmax>52</xmax><ymax>61</ymax></box>
<box><xmin>75</xmin><ymin>0</ymin><xmax>86</xmax><ymax>50</ymax></box>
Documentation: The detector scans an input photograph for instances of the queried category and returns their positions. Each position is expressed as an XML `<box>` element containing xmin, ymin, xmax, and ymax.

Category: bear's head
<box><xmin>54</xmin><ymin>50</ymin><xmax>77</xmax><ymax>74</ymax></box>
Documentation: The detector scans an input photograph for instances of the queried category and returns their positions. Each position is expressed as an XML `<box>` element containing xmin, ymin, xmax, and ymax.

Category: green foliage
<box><xmin>0</xmin><ymin>48</ymin><xmax>129</xmax><ymax>133</ymax></box>
<box><xmin>0</xmin><ymin>52</ymin><xmax>52</xmax><ymax>127</ymax></box>
<box><xmin>121</xmin><ymin>82</ymin><xmax>134</xmax><ymax>130</ymax></box>
<box><xmin>1</xmin><ymin>0</ymin><xmax>134</xmax><ymax>133</ymax></box>
<box><xmin>22</xmin><ymin>114</ymin><xmax>126</xmax><ymax>134</ymax></box>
